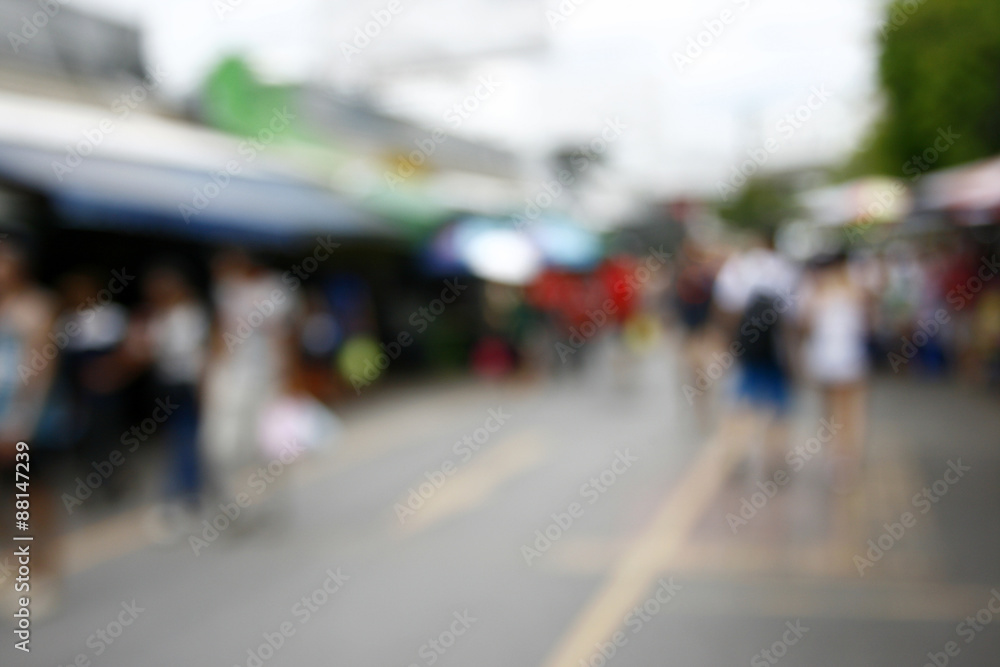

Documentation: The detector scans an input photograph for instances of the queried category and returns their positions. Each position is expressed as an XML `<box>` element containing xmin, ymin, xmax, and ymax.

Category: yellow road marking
<box><xmin>539</xmin><ymin>417</ymin><xmax>746</xmax><ymax>667</ymax></box>
<box><xmin>58</xmin><ymin>383</ymin><xmax>534</xmax><ymax>576</ymax></box>
<box><xmin>63</xmin><ymin>507</ymin><xmax>153</xmax><ymax>576</ymax></box>
<box><xmin>667</xmin><ymin>577</ymin><xmax>990</xmax><ymax>622</ymax></box>
<box><xmin>398</xmin><ymin>430</ymin><xmax>547</xmax><ymax>534</ymax></box>
<box><xmin>299</xmin><ymin>386</ymin><xmax>535</xmax><ymax>484</ymax></box>
<box><xmin>544</xmin><ymin>536</ymin><xmax>625</xmax><ymax>575</ymax></box>
<box><xmin>538</xmin><ymin>416</ymin><xmax>958</xmax><ymax>667</ymax></box>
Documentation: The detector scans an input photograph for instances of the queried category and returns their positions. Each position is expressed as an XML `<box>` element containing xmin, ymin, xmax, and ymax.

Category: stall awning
<box><xmin>918</xmin><ymin>156</ymin><xmax>1000</xmax><ymax>224</ymax></box>
<box><xmin>0</xmin><ymin>92</ymin><xmax>397</xmax><ymax>245</ymax></box>
<box><xmin>0</xmin><ymin>141</ymin><xmax>395</xmax><ymax>245</ymax></box>
<box><xmin>800</xmin><ymin>177</ymin><xmax>910</xmax><ymax>227</ymax></box>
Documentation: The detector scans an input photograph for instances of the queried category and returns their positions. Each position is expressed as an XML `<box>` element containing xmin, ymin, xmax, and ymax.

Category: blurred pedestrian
<box><xmin>56</xmin><ymin>269</ymin><xmax>130</xmax><ymax>502</ymax></box>
<box><xmin>670</xmin><ymin>238</ymin><xmax>722</xmax><ymax>425</ymax></box>
<box><xmin>202</xmin><ymin>249</ymin><xmax>296</xmax><ymax>506</ymax></box>
<box><xmin>798</xmin><ymin>251</ymin><xmax>871</xmax><ymax>489</ymax></box>
<box><xmin>0</xmin><ymin>241</ymin><xmax>66</xmax><ymax>617</ymax></box>
<box><xmin>713</xmin><ymin>232</ymin><xmax>799</xmax><ymax>474</ymax></box>
<box><xmin>295</xmin><ymin>287</ymin><xmax>340</xmax><ymax>402</ymax></box>
<box><xmin>133</xmin><ymin>263</ymin><xmax>210</xmax><ymax>527</ymax></box>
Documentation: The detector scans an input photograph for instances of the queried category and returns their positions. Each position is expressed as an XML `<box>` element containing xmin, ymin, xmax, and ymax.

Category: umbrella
<box><xmin>526</xmin><ymin>216</ymin><xmax>603</xmax><ymax>270</ymax></box>
<box><xmin>463</xmin><ymin>228</ymin><xmax>543</xmax><ymax>285</ymax></box>
<box><xmin>422</xmin><ymin>215</ymin><xmax>600</xmax><ymax>284</ymax></box>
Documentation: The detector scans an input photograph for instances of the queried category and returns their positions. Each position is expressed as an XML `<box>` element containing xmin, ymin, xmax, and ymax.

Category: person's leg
<box><xmin>16</xmin><ymin>451</ymin><xmax>68</xmax><ymax>618</ymax></box>
<box><xmin>829</xmin><ymin>382</ymin><xmax>865</xmax><ymax>489</ymax></box>
<box><xmin>764</xmin><ymin>417</ymin><xmax>789</xmax><ymax>474</ymax></box>
<box><xmin>89</xmin><ymin>391</ymin><xmax>126</xmax><ymax>500</ymax></box>
<box><xmin>169</xmin><ymin>386</ymin><xmax>202</xmax><ymax>510</ymax></box>
<box><xmin>682</xmin><ymin>330</ymin><xmax>710</xmax><ymax>429</ymax></box>
<box><xmin>30</xmin><ymin>479</ymin><xmax>60</xmax><ymax>578</ymax></box>
<box><xmin>731</xmin><ymin>363</ymin><xmax>775</xmax><ymax>479</ymax></box>
<box><xmin>839</xmin><ymin>382</ymin><xmax>867</xmax><ymax>467</ymax></box>
<box><xmin>764</xmin><ymin>366</ymin><xmax>792</xmax><ymax>473</ymax></box>
<box><xmin>820</xmin><ymin>384</ymin><xmax>841</xmax><ymax>480</ymax></box>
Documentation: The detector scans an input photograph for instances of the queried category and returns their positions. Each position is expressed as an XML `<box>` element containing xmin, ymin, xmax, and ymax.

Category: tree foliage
<box><xmin>717</xmin><ymin>175</ymin><xmax>801</xmax><ymax>236</ymax></box>
<box><xmin>854</xmin><ymin>0</ymin><xmax>1000</xmax><ymax>174</ymax></box>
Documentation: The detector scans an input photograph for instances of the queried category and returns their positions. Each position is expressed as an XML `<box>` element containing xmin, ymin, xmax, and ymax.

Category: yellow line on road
<box><xmin>63</xmin><ymin>507</ymin><xmax>153</xmax><ymax>576</ymax></box>
<box><xmin>58</xmin><ymin>383</ymin><xmax>535</xmax><ymax>576</ymax></box>
<box><xmin>539</xmin><ymin>418</ymin><xmax>745</xmax><ymax>667</ymax></box>
<box><xmin>668</xmin><ymin>576</ymin><xmax>990</xmax><ymax>623</ymax></box>
<box><xmin>398</xmin><ymin>430</ymin><xmax>547</xmax><ymax>535</ymax></box>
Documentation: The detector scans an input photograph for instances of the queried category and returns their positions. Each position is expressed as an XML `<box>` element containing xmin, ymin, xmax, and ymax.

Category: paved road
<box><xmin>3</xmin><ymin>336</ymin><xmax>1000</xmax><ymax>666</ymax></box>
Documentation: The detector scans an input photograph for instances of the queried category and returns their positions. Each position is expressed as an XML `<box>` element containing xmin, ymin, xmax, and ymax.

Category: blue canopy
<box><xmin>0</xmin><ymin>140</ymin><xmax>396</xmax><ymax>246</ymax></box>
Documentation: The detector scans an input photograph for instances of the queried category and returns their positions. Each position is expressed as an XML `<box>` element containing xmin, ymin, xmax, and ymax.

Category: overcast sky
<box><xmin>73</xmin><ymin>0</ymin><xmax>887</xmax><ymax>197</ymax></box>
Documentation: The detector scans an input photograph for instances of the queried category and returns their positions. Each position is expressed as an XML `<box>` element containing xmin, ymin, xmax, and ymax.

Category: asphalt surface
<box><xmin>3</xmin><ymin>336</ymin><xmax>1000</xmax><ymax>666</ymax></box>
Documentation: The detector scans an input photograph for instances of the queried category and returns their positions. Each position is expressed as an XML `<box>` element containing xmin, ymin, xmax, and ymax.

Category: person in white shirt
<box><xmin>712</xmin><ymin>234</ymin><xmax>800</xmax><ymax>475</ymax></box>
<box><xmin>135</xmin><ymin>264</ymin><xmax>210</xmax><ymax>510</ymax></box>
<box><xmin>201</xmin><ymin>249</ymin><xmax>297</xmax><ymax>503</ymax></box>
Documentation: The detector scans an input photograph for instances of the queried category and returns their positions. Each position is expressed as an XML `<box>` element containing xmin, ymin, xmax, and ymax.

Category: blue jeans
<box><xmin>164</xmin><ymin>385</ymin><xmax>202</xmax><ymax>505</ymax></box>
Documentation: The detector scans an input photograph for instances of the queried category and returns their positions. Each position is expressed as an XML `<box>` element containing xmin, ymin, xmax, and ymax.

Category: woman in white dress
<box><xmin>798</xmin><ymin>252</ymin><xmax>872</xmax><ymax>488</ymax></box>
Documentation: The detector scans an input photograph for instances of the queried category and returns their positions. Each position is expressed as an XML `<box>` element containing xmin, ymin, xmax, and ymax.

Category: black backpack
<box><xmin>736</xmin><ymin>292</ymin><xmax>785</xmax><ymax>367</ymax></box>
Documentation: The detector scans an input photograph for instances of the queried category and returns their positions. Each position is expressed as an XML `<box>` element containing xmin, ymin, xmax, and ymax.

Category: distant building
<box><xmin>0</xmin><ymin>0</ymin><xmax>154</xmax><ymax>106</ymax></box>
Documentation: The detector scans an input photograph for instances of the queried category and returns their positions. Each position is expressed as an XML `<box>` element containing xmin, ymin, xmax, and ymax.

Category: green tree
<box><xmin>854</xmin><ymin>0</ymin><xmax>1000</xmax><ymax>174</ymax></box>
<box><xmin>717</xmin><ymin>175</ymin><xmax>801</xmax><ymax>237</ymax></box>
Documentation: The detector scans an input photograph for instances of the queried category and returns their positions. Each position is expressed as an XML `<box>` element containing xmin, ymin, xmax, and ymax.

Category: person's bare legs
<box><xmin>827</xmin><ymin>382</ymin><xmax>867</xmax><ymax>489</ymax></box>
<box><xmin>764</xmin><ymin>416</ymin><xmax>790</xmax><ymax>475</ymax></box>
<box><xmin>4</xmin><ymin>479</ymin><xmax>63</xmax><ymax>618</ymax></box>
<box><xmin>32</xmin><ymin>482</ymin><xmax>63</xmax><ymax>599</ymax></box>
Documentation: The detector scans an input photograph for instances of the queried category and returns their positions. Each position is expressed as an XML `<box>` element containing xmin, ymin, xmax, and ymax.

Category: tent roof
<box><xmin>0</xmin><ymin>91</ymin><xmax>396</xmax><ymax>244</ymax></box>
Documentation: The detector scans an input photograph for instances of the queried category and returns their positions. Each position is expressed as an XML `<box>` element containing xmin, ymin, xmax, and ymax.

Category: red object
<box><xmin>596</xmin><ymin>255</ymin><xmax>640</xmax><ymax>323</ymax></box>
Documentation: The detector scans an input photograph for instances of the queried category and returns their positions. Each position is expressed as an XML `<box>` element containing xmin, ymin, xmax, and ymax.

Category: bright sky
<box><xmin>73</xmin><ymin>0</ymin><xmax>887</xmax><ymax>197</ymax></box>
